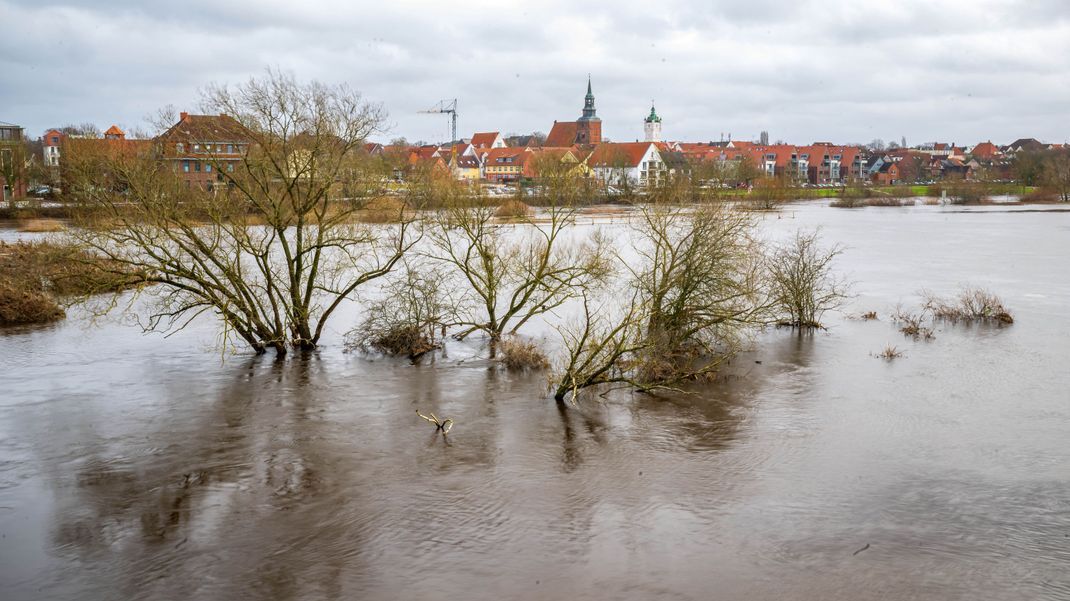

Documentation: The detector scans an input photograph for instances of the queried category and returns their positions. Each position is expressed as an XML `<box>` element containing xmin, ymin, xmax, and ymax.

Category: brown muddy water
<box><xmin>1</xmin><ymin>202</ymin><xmax>1069</xmax><ymax>600</ymax></box>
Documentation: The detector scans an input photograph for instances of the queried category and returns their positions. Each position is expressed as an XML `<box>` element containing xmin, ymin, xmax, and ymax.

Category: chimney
<box><xmin>179</xmin><ymin>112</ymin><xmax>189</xmax><ymax>121</ymax></box>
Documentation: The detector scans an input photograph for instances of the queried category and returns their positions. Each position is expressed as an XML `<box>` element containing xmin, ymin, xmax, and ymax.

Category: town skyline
<box><xmin>3</xmin><ymin>0</ymin><xmax>1070</xmax><ymax>145</ymax></box>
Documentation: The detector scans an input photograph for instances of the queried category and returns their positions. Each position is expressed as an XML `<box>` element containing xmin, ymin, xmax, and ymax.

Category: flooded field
<box><xmin>2</xmin><ymin>201</ymin><xmax>1069</xmax><ymax>600</ymax></box>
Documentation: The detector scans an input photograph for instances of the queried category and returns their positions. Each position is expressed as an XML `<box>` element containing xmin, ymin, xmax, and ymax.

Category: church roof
<box><xmin>545</xmin><ymin>121</ymin><xmax>580</xmax><ymax>147</ymax></box>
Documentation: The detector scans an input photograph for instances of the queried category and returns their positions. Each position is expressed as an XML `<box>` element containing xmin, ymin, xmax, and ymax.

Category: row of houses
<box><xmin>5</xmin><ymin>78</ymin><xmax>1067</xmax><ymax>198</ymax></box>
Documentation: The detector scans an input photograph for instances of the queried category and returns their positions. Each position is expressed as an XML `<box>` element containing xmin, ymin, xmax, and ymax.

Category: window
<box><xmin>177</xmin><ymin>143</ymin><xmax>185</xmax><ymax>154</ymax></box>
<box><xmin>183</xmin><ymin>160</ymin><xmax>190</xmax><ymax>173</ymax></box>
<box><xmin>51</xmin><ymin>136</ymin><xmax>59</xmax><ymax>145</ymax></box>
<box><xmin>227</xmin><ymin>144</ymin><xmax>234</xmax><ymax>153</ymax></box>
<box><xmin>205</xmin><ymin>164</ymin><xmax>212</xmax><ymax>173</ymax></box>
<box><xmin>193</xmin><ymin>144</ymin><xmax>200</xmax><ymax>152</ymax></box>
<box><xmin>227</xmin><ymin>163</ymin><xmax>234</xmax><ymax>173</ymax></box>
<box><xmin>195</xmin><ymin>162</ymin><xmax>201</xmax><ymax>172</ymax></box>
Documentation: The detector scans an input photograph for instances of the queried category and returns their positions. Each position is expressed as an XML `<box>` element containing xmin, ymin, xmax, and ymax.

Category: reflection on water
<box><xmin>1</xmin><ymin>203</ymin><xmax>1069</xmax><ymax>600</ymax></box>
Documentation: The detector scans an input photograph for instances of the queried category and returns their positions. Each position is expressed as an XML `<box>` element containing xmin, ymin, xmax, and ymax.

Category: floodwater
<box><xmin>2</xmin><ymin>202</ymin><xmax>1069</xmax><ymax>600</ymax></box>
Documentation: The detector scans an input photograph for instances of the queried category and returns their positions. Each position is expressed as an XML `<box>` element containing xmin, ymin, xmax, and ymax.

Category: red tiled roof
<box><xmin>470</xmin><ymin>132</ymin><xmax>501</xmax><ymax>148</ymax></box>
<box><xmin>484</xmin><ymin>147</ymin><xmax>532</xmax><ymax>164</ymax></box>
<box><xmin>969</xmin><ymin>141</ymin><xmax>1001</xmax><ymax>159</ymax></box>
<box><xmin>587</xmin><ymin>142</ymin><xmax>655</xmax><ymax>168</ymax></box>
<box><xmin>157</xmin><ymin>113</ymin><xmax>253</xmax><ymax>144</ymax></box>
<box><xmin>545</xmin><ymin>121</ymin><xmax>580</xmax><ymax>147</ymax></box>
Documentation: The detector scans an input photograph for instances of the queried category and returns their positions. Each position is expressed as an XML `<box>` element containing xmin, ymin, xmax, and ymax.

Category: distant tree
<box><xmin>1013</xmin><ymin>150</ymin><xmax>1046</xmax><ymax>186</ymax></box>
<box><xmin>734</xmin><ymin>156</ymin><xmax>763</xmax><ymax>187</ymax></box>
<box><xmin>60</xmin><ymin>123</ymin><xmax>101</xmax><ymax>138</ymax></box>
<box><xmin>868</xmin><ymin>139</ymin><xmax>886</xmax><ymax>152</ymax></box>
<box><xmin>1042</xmin><ymin>148</ymin><xmax>1070</xmax><ymax>202</ymax></box>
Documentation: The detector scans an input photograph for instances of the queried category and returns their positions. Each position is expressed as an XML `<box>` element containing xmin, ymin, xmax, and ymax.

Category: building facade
<box><xmin>1</xmin><ymin>121</ymin><xmax>27</xmax><ymax>201</ymax></box>
<box><xmin>588</xmin><ymin>142</ymin><xmax>664</xmax><ymax>187</ymax></box>
<box><xmin>155</xmin><ymin>112</ymin><xmax>254</xmax><ymax>189</ymax></box>
<box><xmin>42</xmin><ymin>129</ymin><xmax>64</xmax><ymax>168</ymax></box>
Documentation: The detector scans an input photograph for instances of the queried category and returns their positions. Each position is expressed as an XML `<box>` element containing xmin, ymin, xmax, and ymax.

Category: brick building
<box><xmin>545</xmin><ymin>78</ymin><xmax>603</xmax><ymax>147</ymax></box>
<box><xmin>1</xmin><ymin>121</ymin><xmax>27</xmax><ymax>201</ymax></box>
<box><xmin>155</xmin><ymin>112</ymin><xmax>254</xmax><ymax>189</ymax></box>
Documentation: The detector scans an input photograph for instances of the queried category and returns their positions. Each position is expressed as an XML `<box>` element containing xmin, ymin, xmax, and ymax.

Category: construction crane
<box><xmin>418</xmin><ymin>99</ymin><xmax>458</xmax><ymax>144</ymax></box>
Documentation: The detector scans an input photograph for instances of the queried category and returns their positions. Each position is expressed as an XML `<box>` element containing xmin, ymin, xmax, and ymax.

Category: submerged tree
<box><xmin>552</xmin><ymin>202</ymin><xmax>772</xmax><ymax>402</ymax></box>
<box><xmin>768</xmin><ymin>229</ymin><xmax>850</xmax><ymax>329</ymax></box>
<box><xmin>427</xmin><ymin>162</ymin><xmax>611</xmax><ymax>350</ymax></box>
<box><xmin>69</xmin><ymin>71</ymin><xmax>416</xmax><ymax>354</ymax></box>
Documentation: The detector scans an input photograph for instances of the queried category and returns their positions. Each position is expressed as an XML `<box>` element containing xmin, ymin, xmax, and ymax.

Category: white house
<box><xmin>587</xmin><ymin>142</ymin><xmax>665</xmax><ymax>187</ymax></box>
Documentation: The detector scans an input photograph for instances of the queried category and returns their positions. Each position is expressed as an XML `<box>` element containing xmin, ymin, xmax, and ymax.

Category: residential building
<box><xmin>155</xmin><ymin>112</ymin><xmax>254</xmax><ymax>189</ymax></box>
<box><xmin>1</xmin><ymin>121</ymin><xmax>27</xmax><ymax>201</ymax></box>
<box><xmin>470</xmin><ymin>132</ymin><xmax>506</xmax><ymax>149</ymax></box>
<box><xmin>587</xmin><ymin>142</ymin><xmax>664</xmax><ymax>187</ymax></box>
<box><xmin>483</xmin><ymin>147</ymin><xmax>534</xmax><ymax>183</ymax></box>
<box><xmin>545</xmin><ymin>78</ymin><xmax>603</xmax><ymax>147</ymax></box>
<box><xmin>450</xmin><ymin>154</ymin><xmax>482</xmax><ymax>181</ymax></box>
<box><xmin>43</xmin><ymin>128</ymin><xmax>64</xmax><ymax>167</ymax></box>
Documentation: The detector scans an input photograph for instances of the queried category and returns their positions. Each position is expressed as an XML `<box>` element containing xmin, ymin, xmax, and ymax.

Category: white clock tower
<box><xmin>643</xmin><ymin>102</ymin><xmax>662</xmax><ymax>142</ymax></box>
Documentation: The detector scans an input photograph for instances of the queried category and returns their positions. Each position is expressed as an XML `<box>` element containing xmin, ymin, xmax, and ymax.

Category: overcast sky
<box><xmin>3</xmin><ymin>0</ymin><xmax>1070</xmax><ymax>146</ymax></box>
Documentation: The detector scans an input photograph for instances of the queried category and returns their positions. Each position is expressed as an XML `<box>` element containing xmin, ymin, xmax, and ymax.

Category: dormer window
<box><xmin>176</xmin><ymin>143</ymin><xmax>185</xmax><ymax>154</ymax></box>
<box><xmin>193</xmin><ymin>144</ymin><xmax>200</xmax><ymax>153</ymax></box>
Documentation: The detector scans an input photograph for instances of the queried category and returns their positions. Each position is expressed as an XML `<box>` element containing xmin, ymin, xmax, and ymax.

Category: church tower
<box><xmin>575</xmin><ymin>77</ymin><xmax>602</xmax><ymax>145</ymax></box>
<box><xmin>644</xmin><ymin>102</ymin><xmax>662</xmax><ymax>142</ymax></box>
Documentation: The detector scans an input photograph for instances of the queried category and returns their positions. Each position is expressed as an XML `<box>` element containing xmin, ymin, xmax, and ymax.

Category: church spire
<box><xmin>580</xmin><ymin>75</ymin><xmax>599</xmax><ymax>121</ymax></box>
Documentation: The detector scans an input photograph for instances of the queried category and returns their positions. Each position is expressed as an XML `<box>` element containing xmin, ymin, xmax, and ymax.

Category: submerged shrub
<box><xmin>893</xmin><ymin>306</ymin><xmax>934</xmax><ymax>340</ymax></box>
<box><xmin>359</xmin><ymin>197</ymin><xmax>410</xmax><ymax>223</ymax></box>
<box><xmin>346</xmin><ymin>265</ymin><xmax>454</xmax><ymax>359</ymax></box>
<box><xmin>768</xmin><ymin>229</ymin><xmax>850</xmax><ymax>329</ymax></box>
<box><xmin>17</xmin><ymin>218</ymin><xmax>66</xmax><ymax>233</ymax></box>
<box><xmin>865</xmin><ymin>197</ymin><xmax>914</xmax><ymax>207</ymax></box>
<box><xmin>363</xmin><ymin>323</ymin><xmax>440</xmax><ymax>358</ymax></box>
<box><xmin>0</xmin><ymin>240</ymin><xmax>139</xmax><ymax>325</ymax></box>
<box><xmin>0</xmin><ymin>285</ymin><xmax>65</xmax><ymax>325</ymax></box>
<box><xmin>499</xmin><ymin>336</ymin><xmax>550</xmax><ymax>371</ymax></box>
<box><xmin>829</xmin><ymin>197</ymin><xmax>865</xmax><ymax>209</ymax></box>
<box><xmin>923</xmin><ymin>287</ymin><xmax>1013</xmax><ymax>324</ymax></box>
<box><xmin>494</xmin><ymin>199</ymin><xmax>532</xmax><ymax>219</ymax></box>
<box><xmin>875</xmin><ymin>345</ymin><xmax>904</xmax><ymax>360</ymax></box>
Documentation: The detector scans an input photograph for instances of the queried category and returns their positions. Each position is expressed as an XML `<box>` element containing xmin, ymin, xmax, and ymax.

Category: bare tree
<box><xmin>427</xmin><ymin>176</ymin><xmax>611</xmax><ymax>350</ymax></box>
<box><xmin>347</xmin><ymin>263</ymin><xmax>456</xmax><ymax>359</ymax></box>
<box><xmin>628</xmin><ymin>203</ymin><xmax>769</xmax><ymax>382</ymax></box>
<box><xmin>551</xmin><ymin>202</ymin><xmax>772</xmax><ymax>402</ymax></box>
<box><xmin>69</xmin><ymin>71</ymin><xmax>416</xmax><ymax>355</ymax></box>
<box><xmin>552</xmin><ymin>291</ymin><xmax>648</xmax><ymax>402</ymax></box>
<box><xmin>768</xmin><ymin>229</ymin><xmax>850</xmax><ymax>329</ymax></box>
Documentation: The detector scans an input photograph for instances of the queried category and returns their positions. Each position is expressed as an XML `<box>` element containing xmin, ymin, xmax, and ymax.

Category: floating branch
<box><xmin>416</xmin><ymin>409</ymin><xmax>454</xmax><ymax>434</ymax></box>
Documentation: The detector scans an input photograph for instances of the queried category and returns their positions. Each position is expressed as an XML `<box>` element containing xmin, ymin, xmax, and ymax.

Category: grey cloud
<box><xmin>1</xmin><ymin>0</ymin><xmax>1068</xmax><ymax>145</ymax></box>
